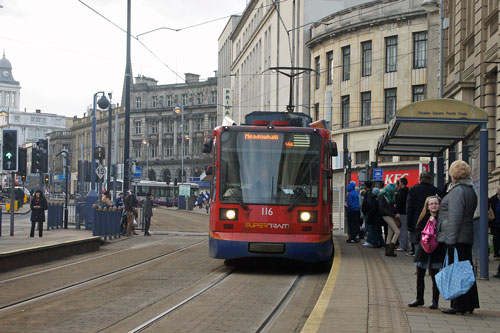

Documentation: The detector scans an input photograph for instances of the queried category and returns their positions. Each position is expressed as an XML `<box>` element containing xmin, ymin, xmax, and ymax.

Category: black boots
<box><xmin>408</xmin><ymin>286</ymin><xmax>424</xmax><ymax>307</ymax></box>
<box><xmin>429</xmin><ymin>282</ymin><xmax>439</xmax><ymax>309</ymax></box>
<box><xmin>385</xmin><ymin>243</ymin><xmax>397</xmax><ymax>257</ymax></box>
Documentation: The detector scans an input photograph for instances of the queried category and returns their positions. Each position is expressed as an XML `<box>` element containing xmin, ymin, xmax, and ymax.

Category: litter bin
<box><xmin>178</xmin><ymin>196</ymin><xmax>186</xmax><ymax>210</ymax></box>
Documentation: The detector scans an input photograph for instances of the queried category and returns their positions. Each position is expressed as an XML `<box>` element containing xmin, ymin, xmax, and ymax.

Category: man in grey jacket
<box><xmin>143</xmin><ymin>193</ymin><xmax>154</xmax><ymax>236</ymax></box>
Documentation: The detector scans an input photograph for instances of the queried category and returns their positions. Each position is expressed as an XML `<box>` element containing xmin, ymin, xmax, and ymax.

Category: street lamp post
<box><xmin>174</xmin><ymin>102</ymin><xmax>184</xmax><ymax>183</ymax></box>
<box><xmin>142</xmin><ymin>140</ymin><xmax>149</xmax><ymax>180</ymax></box>
<box><xmin>85</xmin><ymin>92</ymin><xmax>109</xmax><ymax>229</ymax></box>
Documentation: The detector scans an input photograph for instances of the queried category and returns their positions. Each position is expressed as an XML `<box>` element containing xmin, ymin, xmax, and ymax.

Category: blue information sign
<box><xmin>373</xmin><ymin>168</ymin><xmax>383</xmax><ymax>181</ymax></box>
<box><xmin>133</xmin><ymin>166</ymin><xmax>142</xmax><ymax>178</ymax></box>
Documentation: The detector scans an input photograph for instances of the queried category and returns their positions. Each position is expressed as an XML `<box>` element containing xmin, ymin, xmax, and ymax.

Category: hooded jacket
<box><xmin>346</xmin><ymin>182</ymin><xmax>360</xmax><ymax>213</ymax></box>
<box><xmin>436</xmin><ymin>178</ymin><xmax>477</xmax><ymax>245</ymax></box>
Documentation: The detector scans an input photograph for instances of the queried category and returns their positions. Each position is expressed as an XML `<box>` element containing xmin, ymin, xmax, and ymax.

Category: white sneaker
<box><xmin>362</xmin><ymin>242</ymin><xmax>372</xmax><ymax>247</ymax></box>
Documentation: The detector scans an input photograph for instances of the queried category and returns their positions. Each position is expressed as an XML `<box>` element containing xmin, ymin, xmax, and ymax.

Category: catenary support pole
<box><xmin>479</xmin><ymin>124</ymin><xmax>489</xmax><ymax>279</ymax></box>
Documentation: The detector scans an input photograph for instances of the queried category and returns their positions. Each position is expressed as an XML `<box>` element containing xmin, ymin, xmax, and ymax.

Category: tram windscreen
<box><xmin>220</xmin><ymin>131</ymin><xmax>321</xmax><ymax>205</ymax></box>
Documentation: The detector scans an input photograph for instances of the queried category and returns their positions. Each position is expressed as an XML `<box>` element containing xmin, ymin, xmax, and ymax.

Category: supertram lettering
<box><xmin>245</xmin><ymin>223</ymin><xmax>290</xmax><ymax>229</ymax></box>
<box><xmin>244</xmin><ymin>133</ymin><xmax>279</xmax><ymax>140</ymax></box>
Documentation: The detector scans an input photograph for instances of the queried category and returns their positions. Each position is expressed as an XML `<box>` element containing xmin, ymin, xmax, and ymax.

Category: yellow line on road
<box><xmin>301</xmin><ymin>236</ymin><xmax>341</xmax><ymax>333</ymax></box>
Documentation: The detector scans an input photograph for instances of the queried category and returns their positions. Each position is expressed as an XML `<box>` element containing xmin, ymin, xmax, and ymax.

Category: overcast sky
<box><xmin>0</xmin><ymin>0</ymin><xmax>247</xmax><ymax>117</ymax></box>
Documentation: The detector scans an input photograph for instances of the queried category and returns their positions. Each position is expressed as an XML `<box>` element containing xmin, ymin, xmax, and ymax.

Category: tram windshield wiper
<box><xmin>287</xmin><ymin>187</ymin><xmax>305</xmax><ymax>212</ymax></box>
<box><xmin>238</xmin><ymin>199</ymin><xmax>249</xmax><ymax>211</ymax></box>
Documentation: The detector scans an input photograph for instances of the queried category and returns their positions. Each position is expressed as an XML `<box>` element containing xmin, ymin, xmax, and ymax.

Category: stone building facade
<box><xmin>308</xmin><ymin>0</ymin><xmax>439</xmax><ymax>185</ymax></box>
<box><xmin>70</xmin><ymin>74</ymin><xmax>217</xmax><ymax>191</ymax></box>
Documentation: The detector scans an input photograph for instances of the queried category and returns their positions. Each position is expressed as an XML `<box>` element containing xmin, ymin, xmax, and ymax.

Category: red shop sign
<box><xmin>351</xmin><ymin>168</ymin><xmax>422</xmax><ymax>187</ymax></box>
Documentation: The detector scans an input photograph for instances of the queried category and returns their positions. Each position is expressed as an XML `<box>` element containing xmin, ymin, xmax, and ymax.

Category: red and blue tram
<box><xmin>204</xmin><ymin>112</ymin><xmax>338</xmax><ymax>262</ymax></box>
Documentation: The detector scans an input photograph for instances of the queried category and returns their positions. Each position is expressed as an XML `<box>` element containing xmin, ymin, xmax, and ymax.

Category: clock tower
<box><xmin>0</xmin><ymin>50</ymin><xmax>21</xmax><ymax>114</ymax></box>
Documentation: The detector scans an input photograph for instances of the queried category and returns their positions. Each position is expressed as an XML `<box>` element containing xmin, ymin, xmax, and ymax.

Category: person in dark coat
<box><xmin>396</xmin><ymin>178</ymin><xmax>409</xmax><ymax>251</ymax></box>
<box><xmin>30</xmin><ymin>190</ymin><xmax>48</xmax><ymax>237</ymax></box>
<box><xmin>408</xmin><ymin>195</ymin><xmax>446</xmax><ymax>310</ymax></box>
<box><xmin>489</xmin><ymin>187</ymin><xmax>500</xmax><ymax>259</ymax></box>
<box><xmin>124</xmin><ymin>191</ymin><xmax>139</xmax><ymax>236</ymax></box>
<box><xmin>406</xmin><ymin>171</ymin><xmax>441</xmax><ymax>256</ymax></box>
<box><xmin>436</xmin><ymin>160</ymin><xmax>479</xmax><ymax>315</ymax></box>
<box><xmin>143</xmin><ymin>193</ymin><xmax>153</xmax><ymax>236</ymax></box>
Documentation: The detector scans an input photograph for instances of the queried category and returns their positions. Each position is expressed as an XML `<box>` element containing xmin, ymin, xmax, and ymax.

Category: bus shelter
<box><xmin>376</xmin><ymin>98</ymin><xmax>490</xmax><ymax>279</ymax></box>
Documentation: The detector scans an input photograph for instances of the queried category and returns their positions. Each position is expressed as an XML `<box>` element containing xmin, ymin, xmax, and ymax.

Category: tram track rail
<box><xmin>0</xmin><ymin>239</ymin><xmax>207</xmax><ymax>313</ymax></box>
<box><xmin>255</xmin><ymin>274</ymin><xmax>303</xmax><ymax>333</ymax></box>
<box><xmin>128</xmin><ymin>269</ymin><xmax>234</xmax><ymax>333</ymax></box>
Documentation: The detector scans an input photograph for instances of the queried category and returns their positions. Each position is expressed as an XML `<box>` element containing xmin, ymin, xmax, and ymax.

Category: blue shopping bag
<box><xmin>435</xmin><ymin>248</ymin><xmax>475</xmax><ymax>300</ymax></box>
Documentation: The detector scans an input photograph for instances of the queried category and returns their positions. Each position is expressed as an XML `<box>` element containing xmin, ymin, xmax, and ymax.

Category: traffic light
<box><xmin>38</xmin><ymin>139</ymin><xmax>48</xmax><ymax>173</ymax></box>
<box><xmin>2</xmin><ymin>129</ymin><xmax>18</xmax><ymax>171</ymax></box>
<box><xmin>18</xmin><ymin>147</ymin><xmax>27</xmax><ymax>176</ymax></box>
<box><xmin>95</xmin><ymin>146</ymin><xmax>105</xmax><ymax>160</ymax></box>
<box><xmin>174</xmin><ymin>177</ymin><xmax>178</xmax><ymax>186</ymax></box>
<box><xmin>31</xmin><ymin>147</ymin><xmax>42</xmax><ymax>173</ymax></box>
<box><xmin>44</xmin><ymin>174</ymin><xmax>49</xmax><ymax>185</ymax></box>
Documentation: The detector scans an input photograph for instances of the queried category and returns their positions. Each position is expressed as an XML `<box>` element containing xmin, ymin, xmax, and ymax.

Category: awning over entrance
<box><xmin>376</xmin><ymin>99</ymin><xmax>488</xmax><ymax>157</ymax></box>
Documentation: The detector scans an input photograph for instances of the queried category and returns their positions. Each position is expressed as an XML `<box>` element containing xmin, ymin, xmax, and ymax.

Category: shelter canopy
<box><xmin>376</xmin><ymin>99</ymin><xmax>488</xmax><ymax>157</ymax></box>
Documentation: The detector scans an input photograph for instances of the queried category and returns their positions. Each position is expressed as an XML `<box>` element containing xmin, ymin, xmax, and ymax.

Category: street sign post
<box><xmin>373</xmin><ymin>168</ymin><xmax>383</xmax><ymax>181</ymax></box>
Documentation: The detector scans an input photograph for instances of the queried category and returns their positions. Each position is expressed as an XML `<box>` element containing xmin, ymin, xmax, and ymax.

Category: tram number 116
<box><xmin>262</xmin><ymin>208</ymin><xmax>274</xmax><ymax>216</ymax></box>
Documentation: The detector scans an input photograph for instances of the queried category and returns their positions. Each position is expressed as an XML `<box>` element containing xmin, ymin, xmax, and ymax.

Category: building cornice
<box><xmin>307</xmin><ymin>7</ymin><xmax>426</xmax><ymax>49</ymax></box>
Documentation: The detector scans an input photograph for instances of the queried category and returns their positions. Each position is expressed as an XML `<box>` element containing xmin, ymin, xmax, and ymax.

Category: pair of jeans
<box><xmin>30</xmin><ymin>221</ymin><xmax>43</xmax><ymax>237</ymax></box>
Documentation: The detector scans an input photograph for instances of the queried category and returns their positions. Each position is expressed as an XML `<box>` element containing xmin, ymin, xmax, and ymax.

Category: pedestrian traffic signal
<box><xmin>31</xmin><ymin>147</ymin><xmax>42</xmax><ymax>173</ymax></box>
<box><xmin>38</xmin><ymin>139</ymin><xmax>48</xmax><ymax>173</ymax></box>
<box><xmin>18</xmin><ymin>147</ymin><xmax>27</xmax><ymax>176</ymax></box>
<box><xmin>2</xmin><ymin>129</ymin><xmax>18</xmax><ymax>171</ymax></box>
<box><xmin>95</xmin><ymin>146</ymin><xmax>105</xmax><ymax>160</ymax></box>
<box><xmin>45</xmin><ymin>174</ymin><xmax>49</xmax><ymax>184</ymax></box>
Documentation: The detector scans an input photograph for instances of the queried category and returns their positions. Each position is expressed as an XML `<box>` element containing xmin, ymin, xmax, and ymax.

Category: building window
<box><xmin>315</xmin><ymin>56</ymin><xmax>320</xmax><ymax>89</ymax></box>
<box><xmin>211</xmin><ymin>91</ymin><xmax>217</xmax><ymax>104</ymax></box>
<box><xmin>134</xmin><ymin>146</ymin><xmax>141</xmax><ymax>158</ymax></box>
<box><xmin>384</xmin><ymin>88</ymin><xmax>397</xmax><ymax>123</ymax></box>
<box><xmin>135</xmin><ymin>96</ymin><xmax>142</xmax><ymax>109</ymax></box>
<box><xmin>182</xmin><ymin>94</ymin><xmax>187</xmax><ymax>106</ymax></box>
<box><xmin>361</xmin><ymin>92</ymin><xmax>371</xmax><ymax>126</ymax></box>
<box><xmin>361</xmin><ymin>41</ymin><xmax>372</xmax><ymax>77</ymax></box>
<box><xmin>196</xmin><ymin>118</ymin><xmax>203</xmax><ymax>131</ymax></box>
<box><xmin>314</xmin><ymin>103</ymin><xmax>319</xmax><ymax>121</ymax></box>
<box><xmin>378</xmin><ymin>155</ymin><xmax>392</xmax><ymax>163</ymax></box>
<box><xmin>167</xmin><ymin>95</ymin><xmax>172</xmax><ymax>107</ymax></box>
<box><xmin>152</xmin><ymin>96</ymin><xmax>158</xmax><ymax>108</ymax></box>
<box><xmin>400</xmin><ymin>156</ymin><xmax>419</xmax><ymax>161</ymax></box>
<box><xmin>342</xmin><ymin>46</ymin><xmax>350</xmax><ymax>81</ymax></box>
<box><xmin>135</xmin><ymin>120</ymin><xmax>141</xmax><ymax>134</ymax></box>
<box><xmin>184</xmin><ymin>143</ymin><xmax>189</xmax><ymax>157</ymax></box>
<box><xmin>355</xmin><ymin>151</ymin><xmax>369</xmax><ymax>165</ymax></box>
<box><xmin>151</xmin><ymin>143</ymin><xmax>158</xmax><ymax>158</ymax></box>
<box><xmin>385</xmin><ymin>36</ymin><xmax>398</xmax><ymax>73</ymax></box>
<box><xmin>159</xmin><ymin>96</ymin><xmax>163</xmax><ymax>107</ymax></box>
<box><xmin>166</xmin><ymin>121</ymin><xmax>173</xmax><ymax>133</ymax></box>
<box><xmin>165</xmin><ymin>142</ymin><xmax>172</xmax><ymax>157</ymax></box>
<box><xmin>210</xmin><ymin>116</ymin><xmax>217</xmax><ymax>129</ymax></box>
<box><xmin>197</xmin><ymin>93</ymin><xmax>203</xmax><ymax>105</ymax></box>
<box><xmin>413</xmin><ymin>31</ymin><xmax>428</xmax><ymax>69</ymax></box>
<box><xmin>326</xmin><ymin>51</ymin><xmax>333</xmax><ymax>85</ymax></box>
<box><xmin>412</xmin><ymin>85</ymin><xmax>426</xmax><ymax>102</ymax></box>
<box><xmin>151</xmin><ymin>120</ymin><xmax>158</xmax><ymax>134</ymax></box>
<box><xmin>341</xmin><ymin>95</ymin><xmax>350</xmax><ymax>128</ymax></box>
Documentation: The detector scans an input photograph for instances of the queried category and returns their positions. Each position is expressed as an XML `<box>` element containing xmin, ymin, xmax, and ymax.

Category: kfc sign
<box><xmin>352</xmin><ymin>167</ymin><xmax>421</xmax><ymax>187</ymax></box>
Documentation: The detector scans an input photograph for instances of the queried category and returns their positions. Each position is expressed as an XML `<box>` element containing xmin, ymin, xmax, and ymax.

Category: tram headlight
<box><xmin>220</xmin><ymin>208</ymin><xmax>238</xmax><ymax>220</ymax></box>
<box><xmin>298</xmin><ymin>211</ymin><xmax>317</xmax><ymax>223</ymax></box>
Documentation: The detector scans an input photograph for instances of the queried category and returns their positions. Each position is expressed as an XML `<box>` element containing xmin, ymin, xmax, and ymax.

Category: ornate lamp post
<box><xmin>174</xmin><ymin>102</ymin><xmax>184</xmax><ymax>183</ymax></box>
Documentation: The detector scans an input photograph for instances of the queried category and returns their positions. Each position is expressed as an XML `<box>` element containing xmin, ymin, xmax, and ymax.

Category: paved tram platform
<box><xmin>303</xmin><ymin>236</ymin><xmax>500</xmax><ymax>333</ymax></box>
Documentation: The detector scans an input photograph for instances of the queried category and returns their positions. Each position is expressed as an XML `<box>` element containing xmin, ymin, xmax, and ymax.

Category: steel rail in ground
<box><xmin>128</xmin><ymin>269</ymin><xmax>235</xmax><ymax>333</ymax></box>
<box><xmin>0</xmin><ymin>239</ymin><xmax>207</xmax><ymax>313</ymax></box>
<box><xmin>255</xmin><ymin>274</ymin><xmax>303</xmax><ymax>333</ymax></box>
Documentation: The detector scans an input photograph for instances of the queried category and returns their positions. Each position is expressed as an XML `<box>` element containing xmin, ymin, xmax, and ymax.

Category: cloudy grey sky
<box><xmin>0</xmin><ymin>0</ymin><xmax>247</xmax><ymax>117</ymax></box>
